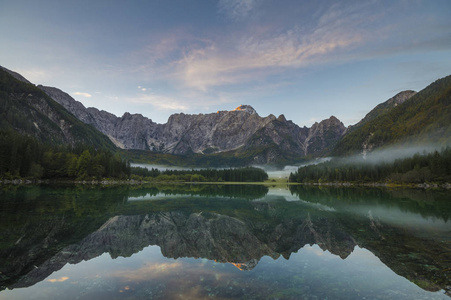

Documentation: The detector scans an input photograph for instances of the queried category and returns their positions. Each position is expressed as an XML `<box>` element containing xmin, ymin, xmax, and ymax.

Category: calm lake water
<box><xmin>0</xmin><ymin>184</ymin><xmax>450</xmax><ymax>299</ymax></box>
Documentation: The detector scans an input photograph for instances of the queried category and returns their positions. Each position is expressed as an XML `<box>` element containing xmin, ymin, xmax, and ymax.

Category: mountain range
<box><xmin>1</xmin><ymin>65</ymin><xmax>450</xmax><ymax>165</ymax></box>
<box><xmin>36</xmin><ymin>85</ymin><xmax>347</xmax><ymax>164</ymax></box>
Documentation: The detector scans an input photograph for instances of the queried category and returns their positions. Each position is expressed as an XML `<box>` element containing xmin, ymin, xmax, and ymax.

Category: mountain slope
<box><xmin>0</xmin><ymin>68</ymin><xmax>115</xmax><ymax>149</ymax></box>
<box><xmin>333</xmin><ymin>75</ymin><xmax>451</xmax><ymax>156</ymax></box>
<box><xmin>349</xmin><ymin>90</ymin><xmax>416</xmax><ymax>132</ymax></box>
<box><xmin>38</xmin><ymin>83</ymin><xmax>346</xmax><ymax>164</ymax></box>
<box><xmin>5</xmin><ymin>66</ymin><xmax>449</xmax><ymax>165</ymax></box>
<box><xmin>304</xmin><ymin>116</ymin><xmax>346</xmax><ymax>155</ymax></box>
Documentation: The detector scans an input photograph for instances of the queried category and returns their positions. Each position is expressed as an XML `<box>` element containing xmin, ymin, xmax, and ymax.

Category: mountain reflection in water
<box><xmin>0</xmin><ymin>184</ymin><xmax>450</xmax><ymax>299</ymax></box>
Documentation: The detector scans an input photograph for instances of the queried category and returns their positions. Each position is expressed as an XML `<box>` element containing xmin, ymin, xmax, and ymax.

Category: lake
<box><xmin>0</xmin><ymin>184</ymin><xmax>450</xmax><ymax>299</ymax></box>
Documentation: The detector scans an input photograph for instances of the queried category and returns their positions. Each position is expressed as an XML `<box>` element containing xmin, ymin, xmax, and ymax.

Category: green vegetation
<box><xmin>0</xmin><ymin>129</ymin><xmax>268</xmax><ymax>182</ymax></box>
<box><xmin>130</xmin><ymin>166</ymin><xmax>269</xmax><ymax>182</ymax></box>
<box><xmin>0</xmin><ymin>68</ymin><xmax>116</xmax><ymax>150</ymax></box>
<box><xmin>333</xmin><ymin>75</ymin><xmax>451</xmax><ymax>155</ymax></box>
<box><xmin>0</xmin><ymin>68</ymin><xmax>136</xmax><ymax>181</ymax></box>
<box><xmin>288</xmin><ymin>185</ymin><xmax>451</xmax><ymax>221</ymax></box>
<box><xmin>126</xmin><ymin>184</ymin><xmax>268</xmax><ymax>201</ymax></box>
<box><xmin>1</xmin><ymin>184</ymin><xmax>449</xmax><ymax>294</ymax></box>
<box><xmin>0</xmin><ymin>129</ymin><xmax>130</xmax><ymax>180</ymax></box>
<box><xmin>289</xmin><ymin>148</ymin><xmax>451</xmax><ymax>184</ymax></box>
<box><xmin>0</xmin><ymin>68</ymin><xmax>269</xmax><ymax>183</ymax></box>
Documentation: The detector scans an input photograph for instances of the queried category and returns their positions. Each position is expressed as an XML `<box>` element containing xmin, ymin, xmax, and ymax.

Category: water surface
<box><xmin>0</xmin><ymin>184</ymin><xmax>450</xmax><ymax>299</ymax></box>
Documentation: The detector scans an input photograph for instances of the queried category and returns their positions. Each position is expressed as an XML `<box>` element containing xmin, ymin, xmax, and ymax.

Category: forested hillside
<box><xmin>333</xmin><ymin>75</ymin><xmax>451</xmax><ymax>156</ymax></box>
<box><xmin>0</xmin><ymin>68</ymin><xmax>115</xmax><ymax>149</ymax></box>
<box><xmin>289</xmin><ymin>148</ymin><xmax>451</xmax><ymax>184</ymax></box>
<box><xmin>0</xmin><ymin>68</ymin><xmax>133</xmax><ymax>180</ymax></box>
<box><xmin>0</xmin><ymin>130</ymin><xmax>130</xmax><ymax>180</ymax></box>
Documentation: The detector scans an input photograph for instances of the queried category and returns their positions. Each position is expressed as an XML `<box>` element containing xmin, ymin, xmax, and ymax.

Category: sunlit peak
<box><xmin>233</xmin><ymin>105</ymin><xmax>257</xmax><ymax>115</ymax></box>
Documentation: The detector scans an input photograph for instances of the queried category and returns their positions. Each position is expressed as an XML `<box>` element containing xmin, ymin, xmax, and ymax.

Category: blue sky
<box><xmin>1</xmin><ymin>0</ymin><xmax>450</xmax><ymax>126</ymax></box>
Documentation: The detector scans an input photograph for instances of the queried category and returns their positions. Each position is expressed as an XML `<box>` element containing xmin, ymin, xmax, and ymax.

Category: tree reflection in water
<box><xmin>0</xmin><ymin>184</ymin><xmax>449</xmax><ymax>298</ymax></box>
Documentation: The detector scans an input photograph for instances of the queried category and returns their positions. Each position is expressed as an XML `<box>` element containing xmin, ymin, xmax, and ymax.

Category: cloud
<box><xmin>126</xmin><ymin>93</ymin><xmax>187</xmax><ymax>111</ymax></box>
<box><xmin>110</xmin><ymin>262</ymin><xmax>183</xmax><ymax>282</ymax></box>
<box><xmin>73</xmin><ymin>92</ymin><xmax>92</xmax><ymax>98</ymax></box>
<box><xmin>128</xmin><ymin>29</ymin><xmax>214</xmax><ymax>77</ymax></box>
<box><xmin>176</xmin><ymin>5</ymin><xmax>366</xmax><ymax>91</ymax></box>
<box><xmin>128</xmin><ymin>3</ymin><xmax>377</xmax><ymax>93</ymax></box>
<box><xmin>129</xmin><ymin>1</ymin><xmax>448</xmax><ymax>97</ymax></box>
<box><xmin>218</xmin><ymin>0</ymin><xmax>258</xmax><ymax>20</ymax></box>
<box><xmin>48</xmin><ymin>276</ymin><xmax>69</xmax><ymax>283</ymax></box>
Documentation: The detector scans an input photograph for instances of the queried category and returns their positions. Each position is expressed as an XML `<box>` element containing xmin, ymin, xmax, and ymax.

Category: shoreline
<box><xmin>291</xmin><ymin>181</ymin><xmax>451</xmax><ymax>189</ymax></box>
<box><xmin>1</xmin><ymin>178</ymin><xmax>450</xmax><ymax>189</ymax></box>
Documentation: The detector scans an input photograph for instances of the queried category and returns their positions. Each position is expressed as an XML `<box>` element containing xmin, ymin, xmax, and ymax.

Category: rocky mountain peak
<box><xmin>25</xmin><ymin>66</ymin><xmax>345</xmax><ymax>163</ymax></box>
<box><xmin>30</xmin><ymin>83</ymin><xmax>348</xmax><ymax>162</ymax></box>
<box><xmin>324</xmin><ymin>115</ymin><xmax>344</xmax><ymax>127</ymax></box>
<box><xmin>233</xmin><ymin>105</ymin><xmax>257</xmax><ymax>115</ymax></box>
<box><xmin>277</xmin><ymin>114</ymin><xmax>287</xmax><ymax>122</ymax></box>
<box><xmin>303</xmin><ymin>115</ymin><xmax>346</xmax><ymax>156</ymax></box>
<box><xmin>309</xmin><ymin>116</ymin><xmax>345</xmax><ymax>136</ymax></box>
<box><xmin>121</xmin><ymin>112</ymin><xmax>146</xmax><ymax>120</ymax></box>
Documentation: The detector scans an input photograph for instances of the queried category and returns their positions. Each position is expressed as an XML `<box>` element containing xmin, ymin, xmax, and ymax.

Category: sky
<box><xmin>1</xmin><ymin>0</ymin><xmax>450</xmax><ymax>127</ymax></box>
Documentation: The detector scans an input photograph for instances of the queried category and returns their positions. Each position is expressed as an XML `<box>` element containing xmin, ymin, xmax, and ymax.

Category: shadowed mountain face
<box><xmin>0</xmin><ymin>65</ymin><xmax>345</xmax><ymax>163</ymax></box>
<box><xmin>349</xmin><ymin>90</ymin><xmax>417</xmax><ymax>131</ymax></box>
<box><xmin>0</xmin><ymin>68</ymin><xmax>115</xmax><ymax>149</ymax></box>
<box><xmin>1</xmin><ymin>185</ymin><xmax>449</xmax><ymax>296</ymax></box>
<box><xmin>333</xmin><ymin>75</ymin><xmax>451</xmax><ymax>156</ymax></box>
<box><xmin>4</xmin><ymin>65</ymin><xmax>450</xmax><ymax>164</ymax></box>
<box><xmin>34</xmin><ymin>73</ymin><xmax>451</xmax><ymax>162</ymax></box>
<box><xmin>38</xmin><ymin>84</ymin><xmax>347</xmax><ymax>163</ymax></box>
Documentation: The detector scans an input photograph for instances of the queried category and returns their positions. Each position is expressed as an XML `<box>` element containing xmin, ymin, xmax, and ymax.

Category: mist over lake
<box><xmin>1</xmin><ymin>184</ymin><xmax>449</xmax><ymax>299</ymax></box>
<box><xmin>2</xmin><ymin>1</ymin><xmax>451</xmax><ymax>299</ymax></box>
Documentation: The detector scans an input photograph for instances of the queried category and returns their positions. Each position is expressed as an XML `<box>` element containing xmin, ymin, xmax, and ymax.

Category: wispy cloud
<box><xmin>124</xmin><ymin>1</ymin><xmax>450</xmax><ymax>111</ymax></box>
<box><xmin>218</xmin><ymin>0</ymin><xmax>258</xmax><ymax>20</ymax></box>
<box><xmin>128</xmin><ymin>29</ymin><xmax>214</xmax><ymax>77</ymax></box>
<box><xmin>110</xmin><ymin>262</ymin><xmax>183</xmax><ymax>281</ymax></box>
<box><xmin>125</xmin><ymin>93</ymin><xmax>187</xmax><ymax>111</ymax></box>
<box><xmin>73</xmin><ymin>92</ymin><xmax>92</xmax><ymax>98</ymax></box>
<box><xmin>48</xmin><ymin>276</ymin><xmax>69</xmax><ymax>283</ymax></box>
<box><xmin>175</xmin><ymin>3</ymin><xmax>367</xmax><ymax>91</ymax></box>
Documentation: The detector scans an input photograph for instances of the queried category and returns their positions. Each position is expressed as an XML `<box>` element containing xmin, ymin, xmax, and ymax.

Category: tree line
<box><xmin>0</xmin><ymin>130</ymin><xmax>130</xmax><ymax>180</ymax></box>
<box><xmin>130</xmin><ymin>166</ymin><xmax>269</xmax><ymax>182</ymax></box>
<box><xmin>0</xmin><ymin>129</ymin><xmax>269</xmax><ymax>183</ymax></box>
<box><xmin>289</xmin><ymin>147</ymin><xmax>451</xmax><ymax>184</ymax></box>
<box><xmin>127</xmin><ymin>184</ymin><xmax>268</xmax><ymax>200</ymax></box>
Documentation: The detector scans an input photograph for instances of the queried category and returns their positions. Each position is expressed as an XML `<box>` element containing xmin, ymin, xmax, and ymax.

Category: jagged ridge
<box><xmin>38</xmin><ymin>85</ymin><xmax>346</xmax><ymax>163</ymax></box>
